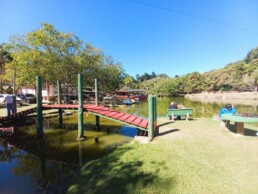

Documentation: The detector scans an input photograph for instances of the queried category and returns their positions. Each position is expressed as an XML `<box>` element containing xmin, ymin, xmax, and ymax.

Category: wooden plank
<box><xmin>124</xmin><ymin>115</ymin><xmax>138</xmax><ymax>123</ymax></box>
<box><xmin>138</xmin><ymin>119</ymin><xmax>148</xmax><ymax>128</ymax></box>
<box><xmin>90</xmin><ymin>109</ymin><xmax>105</xmax><ymax>114</ymax></box>
<box><xmin>131</xmin><ymin>117</ymin><xmax>143</xmax><ymax>126</ymax></box>
<box><xmin>93</xmin><ymin>110</ymin><xmax>110</xmax><ymax>115</ymax></box>
<box><xmin>105</xmin><ymin>111</ymin><xmax>119</xmax><ymax>117</ymax></box>
<box><xmin>101</xmin><ymin>110</ymin><xmax>118</xmax><ymax>116</ymax></box>
<box><xmin>111</xmin><ymin>112</ymin><xmax>125</xmax><ymax>119</ymax></box>
<box><xmin>119</xmin><ymin>114</ymin><xmax>132</xmax><ymax>121</ymax></box>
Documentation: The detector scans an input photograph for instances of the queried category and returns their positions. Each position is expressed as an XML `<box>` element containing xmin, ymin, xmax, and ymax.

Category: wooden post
<box><xmin>148</xmin><ymin>95</ymin><xmax>156</xmax><ymax>141</ymax></box>
<box><xmin>95</xmin><ymin>79</ymin><xmax>100</xmax><ymax>129</ymax></box>
<box><xmin>153</xmin><ymin>95</ymin><xmax>158</xmax><ymax>136</ymax></box>
<box><xmin>12</xmin><ymin>67</ymin><xmax>17</xmax><ymax>114</ymax></box>
<box><xmin>236</xmin><ymin>122</ymin><xmax>244</xmax><ymax>135</ymax></box>
<box><xmin>57</xmin><ymin>80</ymin><xmax>63</xmax><ymax>128</ymax></box>
<box><xmin>12</xmin><ymin>96</ymin><xmax>17</xmax><ymax>114</ymax></box>
<box><xmin>77</xmin><ymin>73</ymin><xmax>85</xmax><ymax>140</ymax></box>
<box><xmin>36</xmin><ymin>75</ymin><xmax>43</xmax><ymax>139</ymax></box>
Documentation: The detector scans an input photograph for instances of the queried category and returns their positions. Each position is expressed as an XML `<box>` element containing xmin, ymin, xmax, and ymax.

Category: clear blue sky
<box><xmin>1</xmin><ymin>0</ymin><xmax>258</xmax><ymax>78</ymax></box>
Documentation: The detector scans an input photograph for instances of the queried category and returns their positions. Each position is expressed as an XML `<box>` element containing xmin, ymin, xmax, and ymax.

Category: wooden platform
<box><xmin>42</xmin><ymin>104</ymin><xmax>149</xmax><ymax>131</ymax></box>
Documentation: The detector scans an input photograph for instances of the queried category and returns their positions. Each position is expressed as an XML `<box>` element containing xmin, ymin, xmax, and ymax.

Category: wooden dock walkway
<box><xmin>0</xmin><ymin>104</ymin><xmax>149</xmax><ymax>131</ymax></box>
<box><xmin>43</xmin><ymin>104</ymin><xmax>149</xmax><ymax>131</ymax></box>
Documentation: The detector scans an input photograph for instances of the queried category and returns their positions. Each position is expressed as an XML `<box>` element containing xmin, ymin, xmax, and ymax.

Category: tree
<box><xmin>181</xmin><ymin>72</ymin><xmax>204</xmax><ymax>93</ymax></box>
<box><xmin>0</xmin><ymin>43</ymin><xmax>13</xmax><ymax>93</ymax></box>
<box><xmin>123</xmin><ymin>74</ymin><xmax>134</xmax><ymax>87</ymax></box>
<box><xmin>245</xmin><ymin>46</ymin><xmax>258</xmax><ymax>64</ymax></box>
<box><xmin>242</xmin><ymin>59</ymin><xmax>258</xmax><ymax>91</ymax></box>
<box><xmin>5</xmin><ymin>23</ymin><xmax>124</xmax><ymax>91</ymax></box>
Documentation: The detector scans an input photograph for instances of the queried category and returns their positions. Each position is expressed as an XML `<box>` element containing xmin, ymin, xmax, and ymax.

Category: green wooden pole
<box><xmin>148</xmin><ymin>95</ymin><xmax>155</xmax><ymax>141</ymax></box>
<box><xmin>95</xmin><ymin>79</ymin><xmax>100</xmax><ymax>129</ymax></box>
<box><xmin>12</xmin><ymin>67</ymin><xmax>17</xmax><ymax>114</ymax></box>
<box><xmin>77</xmin><ymin>73</ymin><xmax>85</xmax><ymax>140</ymax></box>
<box><xmin>153</xmin><ymin>96</ymin><xmax>157</xmax><ymax>123</ymax></box>
<box><xmin>57</xmin><ymin>80</ymin><xmax>63</xmax><ymax>128</ymax></box>
<box><xmin>153</xmin><ymin>96</ymin><xmax>158</xmax><ymax>136</ymax></box>
<box><xmin>36</xmin><ymin>75</ymin><xmax>43</xmax><ymax>139</ymax></box>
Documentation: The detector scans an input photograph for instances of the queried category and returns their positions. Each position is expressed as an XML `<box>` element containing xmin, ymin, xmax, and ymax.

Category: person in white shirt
<box><xmin>4</xmin><ymin>93</ymin><xmax>13</xmax><ymax>116</ymax></box>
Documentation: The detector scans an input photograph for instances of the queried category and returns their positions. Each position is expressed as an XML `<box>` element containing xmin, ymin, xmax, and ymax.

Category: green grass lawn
<box><xmin>67</xmin><ymin>118</ymin><xmax>258</xmax><ymax>194</ymax></box>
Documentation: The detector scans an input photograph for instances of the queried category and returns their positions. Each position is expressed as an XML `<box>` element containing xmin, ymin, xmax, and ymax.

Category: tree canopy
<box><xmin>4</xmin><ymin>23</ymin><xmax>124</xmax><ymax>92</ymax></box>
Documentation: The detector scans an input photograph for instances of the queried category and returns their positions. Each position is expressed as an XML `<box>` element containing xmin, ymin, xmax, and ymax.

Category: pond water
<box><xmin>1</xmin><ymin>97</ymin><xmax>258</xmax><ymax>193</ymax></box>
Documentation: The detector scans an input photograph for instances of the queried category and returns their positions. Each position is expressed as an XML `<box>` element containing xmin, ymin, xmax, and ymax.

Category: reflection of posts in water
<box><xmin>78</xmin><ymin>142</ymin><xmax>83</xmax><ymax>167</ymax></box>
<box><xmin>37</xmin><ymin>140</ymin><xmax>46</xmax><ymax>182</ymax></box>
<box><xmin>95</xmin><ymin>79</ymin><xmax>100</xmax><ymax>130</ymax></box>
<box><xmin>57</xmin><ymin>80</ymin><xmax>63</xmax><ymax>128</ymax></box>
<box><xmin>2</xmin><ymin>139</ymin><xmax>8</xmax><ymax>151</ymax></box>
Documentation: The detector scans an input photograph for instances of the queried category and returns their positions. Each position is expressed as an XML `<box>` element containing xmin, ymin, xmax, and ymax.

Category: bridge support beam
<box><xmin>148</xmin><ymin>95</ymin><xmax>157</xmax><ymax>141</ymax></box>
<box><xmin>95</xmin><ymin>79</ymin><xmax>100</xmax><ymax>129</ymax></box>
<box><xmin>77</xmin><ymin>73</ymin><xmax>85</xmax><ymax>140</ymax></box>
<box><xmin>57</xmin><ymin>80</ymin><xmax>63</xmax><ymax>128</ymax></box>
<box><xmin>36</xmin><ymin>75</ymin><xmax>44</xmax><ymax>139</ymax></box>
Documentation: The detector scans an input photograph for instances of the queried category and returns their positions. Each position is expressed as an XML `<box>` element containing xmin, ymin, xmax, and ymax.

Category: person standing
<box><xmin>4</xmin><ymin>93</ymin><xmax>13</xmax><ymax>116</ymax></box>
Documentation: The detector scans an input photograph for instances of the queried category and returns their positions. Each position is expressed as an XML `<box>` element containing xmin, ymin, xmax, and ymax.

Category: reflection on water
<box><xmin>1</xmin><ymin>97</ymin><xmax>258</xmax><ymax>193</ymax></box>
<box><xmin>0</xmin><ymin>116</ymin><xmax>137</xmax><ymax>193</ymax></box>
<box><xmin>116</xmin><ymin>97</ymin><xmax>258</xmax><ymax>118</ymax></box>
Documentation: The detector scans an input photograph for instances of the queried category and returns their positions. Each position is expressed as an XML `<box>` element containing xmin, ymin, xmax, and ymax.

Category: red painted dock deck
<box><xmin>0</xmin><ymin>104</ymin><xmax>149</xmax><ymax>131</ymax></box>
<box><xmin>42</xmin><ymin>104</ymin><xmax>149</xmax><ymax>130</ymax></box>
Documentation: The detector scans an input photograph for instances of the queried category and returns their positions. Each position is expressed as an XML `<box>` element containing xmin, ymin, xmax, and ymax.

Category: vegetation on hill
<box><xmin>136</xmin><ymin>47</ymin><xmax>258</xmax><ymax>96</ymax></box>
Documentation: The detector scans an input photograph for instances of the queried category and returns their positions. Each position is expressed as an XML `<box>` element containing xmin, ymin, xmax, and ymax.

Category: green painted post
<box><xmin>57</xmin><ymin>80</ymin><xmax>63</xmax><ymax>128</ymax></box>
<box><xmin>36</xmin><ymin>75</ymin><xmax>43</xmax><ymax>139</ymax></box>
<box><xmin>95</xmin><ymin>79</ymin><xmax>100</xmax><ymax>129</ymax></box>
<box><xmin>77</xmin><ymin>73</ymin><xmax>85</xmax><ymax>140</ymax></box>
<box><xmin>148</xmin><ymin>95</ymin><xmax>155</xmax><ymax>141</ymax></box>
<box><xmin>153</xmin><ymin>96</ymin><xmax>157</xmax><ymax>123</ymax></box>
<box><xmin>153</xmin><ymin>96</ymin><xmax>158</xmax><ymax>136</ymax></box>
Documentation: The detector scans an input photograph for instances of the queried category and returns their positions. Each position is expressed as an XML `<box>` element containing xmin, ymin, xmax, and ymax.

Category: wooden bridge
<box><xmin>42</xmin><ymin>104</ymin><xmax>149</xmax><ymax>131</ymax></box>
<box><xmin>0</xmin><ymin>104</ymin><xmax>149</xmax><ymax>131</ymax></box>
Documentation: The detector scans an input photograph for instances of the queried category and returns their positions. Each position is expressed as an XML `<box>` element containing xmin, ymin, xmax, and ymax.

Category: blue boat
<box><xmin>122</xmin><ymin>98</ymin><xmax>133</xmax><ymax>105</ymax></box>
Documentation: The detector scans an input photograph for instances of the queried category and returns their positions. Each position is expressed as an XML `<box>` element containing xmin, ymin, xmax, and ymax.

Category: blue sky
<box><xmin>1</xmin><ymin>0</ymin><xmax>258</xmax><ymax>78</ymax></box>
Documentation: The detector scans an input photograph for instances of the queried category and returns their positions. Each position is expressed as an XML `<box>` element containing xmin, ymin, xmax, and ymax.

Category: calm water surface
<box><xmin>1</xmin><ymin>97</ymin><xmax>258</xmax><ymax>193</ymax></box>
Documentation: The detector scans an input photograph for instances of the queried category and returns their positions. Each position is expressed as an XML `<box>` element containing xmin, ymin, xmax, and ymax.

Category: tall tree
<box><xmin>5</xmin><ymin>23</ymin><xmax>124</xmax><ymax>91</ymax></box>
<box><xmin>0</xmin><ymin>43</ymin><xmax>13</xmax><ymax>92</ymax></box>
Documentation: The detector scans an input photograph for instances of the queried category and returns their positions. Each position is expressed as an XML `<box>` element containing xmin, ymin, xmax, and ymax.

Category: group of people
<box><xmin>169</xmin><ymin>102</ymin><xmax>185</xmax><ymax>109</ymax></box>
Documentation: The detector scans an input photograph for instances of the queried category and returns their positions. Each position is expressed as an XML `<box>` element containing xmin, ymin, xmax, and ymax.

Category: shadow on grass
<box><xmin>228</xmin><ymin>124</ymin><xmax>258</xmax><ymax>137</ymax></box>
<box><xmin>158</xmin><ymin>121</ymin><xmax>174</xmax><ymax>127</ymax></box>
<box><xmin>68</xmin><ymin>146</ymin><xmax>176</xmax><ymax>194</ymax></box>
<box><xmin>158</xmin><ymin>129</ymin><xmax>180</xmax><ymax>137</ymax></box>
